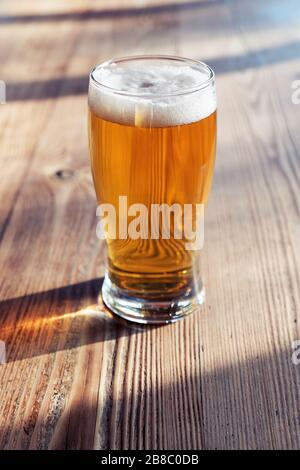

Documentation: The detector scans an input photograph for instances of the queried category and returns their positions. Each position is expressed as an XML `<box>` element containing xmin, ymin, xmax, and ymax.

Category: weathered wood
<box><xmin>0</xmin><ymin>0</ymin><xmax>300</xmax><ymax>450</ymax></box>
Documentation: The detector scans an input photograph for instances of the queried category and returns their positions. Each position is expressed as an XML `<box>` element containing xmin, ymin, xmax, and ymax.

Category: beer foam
<box><xmin>89</xmin><ymin>64</ymin><xmax>216</xmax><ymax>127</ymax></box>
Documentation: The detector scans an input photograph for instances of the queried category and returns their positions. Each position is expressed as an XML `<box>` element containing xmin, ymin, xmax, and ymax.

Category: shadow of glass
<box><xmin>0</xmin><ymin>278</ymin><xmax>154</xmax><ymax>363</ymax></box>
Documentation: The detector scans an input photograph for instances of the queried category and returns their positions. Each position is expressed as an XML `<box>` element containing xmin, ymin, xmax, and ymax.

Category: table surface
<box><xmin>0</xmin><ymin>0</ymin><xmax>300</xmax><ymax>450</ymax></box>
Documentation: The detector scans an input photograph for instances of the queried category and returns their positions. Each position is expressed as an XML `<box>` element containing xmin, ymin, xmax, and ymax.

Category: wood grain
<box><xmin>0</xmin><ymin>0</ymin><xmax>300</xmax><ymax>450</ymax></box>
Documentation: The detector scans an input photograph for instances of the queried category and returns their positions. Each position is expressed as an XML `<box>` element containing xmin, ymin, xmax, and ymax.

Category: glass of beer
<box><xmin>88</xmin><ymin>55</ymin><xmax>216</xmax><ymax>324</ymax></box>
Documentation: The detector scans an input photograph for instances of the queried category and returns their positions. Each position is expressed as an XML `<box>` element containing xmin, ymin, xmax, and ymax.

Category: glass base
<box><xmin>101</xmin><ymin>274</ymin><xmax>205</xmax><ymax>324</ymax></box>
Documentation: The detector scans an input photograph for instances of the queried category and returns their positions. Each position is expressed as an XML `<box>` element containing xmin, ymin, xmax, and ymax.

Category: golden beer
<box><xmin>88</xmin><ymin>56</ymin><xmax>216</xmax><ymax>323</ymax></box>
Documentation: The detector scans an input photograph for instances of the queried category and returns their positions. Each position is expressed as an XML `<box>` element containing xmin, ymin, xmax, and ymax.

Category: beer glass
<box><xmin>88</xmin><ymin>55</ymin><xmax>216</xmax><ymax>324</ymax></box>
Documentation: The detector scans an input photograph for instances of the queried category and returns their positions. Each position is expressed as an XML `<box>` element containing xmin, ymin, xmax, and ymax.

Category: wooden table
<box><xmin>0</xmin><ymin>0</ymin><xmax>300</xmax><ymax>450</ymax></box>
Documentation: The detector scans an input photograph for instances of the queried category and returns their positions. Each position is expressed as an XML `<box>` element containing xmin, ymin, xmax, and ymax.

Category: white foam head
<box><xmin>89</xmin><ymin>58</ymin><xmax>216</xmax><ymax>127</ymax></box>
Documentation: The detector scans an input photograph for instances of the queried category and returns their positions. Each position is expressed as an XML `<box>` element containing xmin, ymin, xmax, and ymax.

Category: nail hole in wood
<box><xmin>55</xmin><ymin>169</ymin><xmax>75</xmax><ymax>180</ymax></box>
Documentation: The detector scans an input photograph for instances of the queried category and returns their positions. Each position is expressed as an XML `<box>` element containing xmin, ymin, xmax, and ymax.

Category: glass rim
<box><xmin>89</xmin><ymin>54</ymin><xmax>215</xmax><ymax>98</ymax></box>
